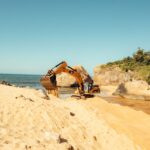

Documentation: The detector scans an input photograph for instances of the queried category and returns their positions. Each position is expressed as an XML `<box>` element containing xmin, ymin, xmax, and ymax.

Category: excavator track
<box><xmin>71</xmin><ymin>94</ymin><xmax>94</xmax><ymax>99</ymax></box>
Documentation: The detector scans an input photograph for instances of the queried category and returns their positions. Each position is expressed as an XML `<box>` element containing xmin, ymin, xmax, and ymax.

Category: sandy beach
<box><xmin>0</xmin><ymin>84</ymin><xmax>150</xmax><ymax>150</ymax></box>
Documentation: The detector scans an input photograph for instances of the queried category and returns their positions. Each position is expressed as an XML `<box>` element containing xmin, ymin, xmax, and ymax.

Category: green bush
<box><xmin>105</xmin><ymin>48</ymin><xmax>150</xmax><ymax>84</ymax></box>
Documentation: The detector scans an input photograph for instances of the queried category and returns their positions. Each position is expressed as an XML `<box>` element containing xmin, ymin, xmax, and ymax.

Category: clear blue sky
<box><xmin>0</xmin><ymin>0</ymin><xmax>150</xmax><ymax>75</ymax></box>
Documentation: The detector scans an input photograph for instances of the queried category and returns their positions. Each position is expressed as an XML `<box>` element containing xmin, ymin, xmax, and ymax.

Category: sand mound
<box><xmin>0</xmin><ymin>85</ymin><xmax>150</xmax><ymax>149</ymax></box>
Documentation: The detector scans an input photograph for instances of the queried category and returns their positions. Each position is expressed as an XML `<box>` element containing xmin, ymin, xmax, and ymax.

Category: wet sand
<box><xmin>102</xmin><ymin>96</ymin><xmax>150</xmax><ymax>115</ymax></box>
<box><xmin>59</xmin><ymin>87</ymin><xmax>150</xmax><ymax>115</ymax></box>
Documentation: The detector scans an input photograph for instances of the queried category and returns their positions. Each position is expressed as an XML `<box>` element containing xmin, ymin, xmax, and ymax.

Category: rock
<box><xmin>15</xmin><ymin>95</ymin><xmax>34</xmax><ymax>102</ymax></box>
<box><xmin>57</xmin><ymin>135</ymin><xmax>68</xmax><ymax>144</ymax></box>
<box><xmin>70</xmin><ymin>112</ymin><xmax>75</xmax><ymax>116</ymax></box>
<box><xmin>25</xmin><ymin>145</ymin><xmax>31</xmax><ymax>149</ymax></box>
<box><xmin>57</xmin><ymin>65</ymin><xmax>90</xmax><ymax>87</ymax></box>
<box><xmin>124</xmin><ymin>80</ymin><xmax>150</xmax><ymax>97</ymax></box>
<box><xmin>93</xmin><ymin>136</ymin><xmax>97</xmax><ymax>141</ymax></box>
<box><xmin>0</xmin><ymin>80</ymin><xmax>12</xmax><ymax>86</ymax></box>
<box><xmin>94</xmin><ymin>64</ymin><xmax>150</xmax><ymax>99</ymax></box>
<box><xmin>113</xmin><ymin>83</ymin><xmax>127</xmax><ymax>95</ymax></box>
<box><xmin>114</xmin><ymin>80</ymin><xmax>150</xmax><ymax>100</ymax></box>
<box><xmin>57</xmin><ymin>73</ymin><xmax>76</xmax><ymax>87</ymax></box>
<box><xmin>94</xmin><ymin>65</ymin><xmax>134</xmax><ymax>85</ymax></box>
<box><xmin>125</xmin><ymin>80</ymin><xmax>149</xmax><ymax>92</ymax></box>
<box><xmin>67</xmin><ymin>145</ymin><xmax>74</xmax><ymax>150</ymax></box>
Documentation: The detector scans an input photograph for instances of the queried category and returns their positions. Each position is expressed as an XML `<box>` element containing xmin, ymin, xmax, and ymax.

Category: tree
<box><xmin>133</xmin><ymin>48</ymin><xmax>144</xmax><ymax>63</ymax></box>
<box><xmin>123</xmin><ymin>56</ymin><xmax>132</xmax><ymax>63</ymax></box>
<box><xmin>143</xmin><ymin>51</ymin><xmax>150</xmax><ymax>65</ymax></box>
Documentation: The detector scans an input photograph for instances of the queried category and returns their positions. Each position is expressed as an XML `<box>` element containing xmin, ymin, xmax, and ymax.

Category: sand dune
<box><xmin>0</xmin><ymin>85</ymin><xmax>150</xmax><ymax>149</ymax></box>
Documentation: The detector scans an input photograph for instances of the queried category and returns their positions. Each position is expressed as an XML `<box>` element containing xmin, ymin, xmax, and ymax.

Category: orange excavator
<box><xmin>40</xmin><ymin>61</ymin><xmax>100</xmax><ymax>99</ymax></box>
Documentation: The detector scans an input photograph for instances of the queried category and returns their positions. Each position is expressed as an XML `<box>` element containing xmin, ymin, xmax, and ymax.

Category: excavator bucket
<box><xmin>40</xmin><ymin>75</ymin><xmax>57</xmax><ymax>90</ymax></box>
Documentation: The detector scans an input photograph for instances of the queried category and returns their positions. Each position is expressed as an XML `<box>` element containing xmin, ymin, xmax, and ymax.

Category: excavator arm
<box><xmin>44</xmin><ymin>61</ymin><xmax>84</xmax><ymax>95</ymax></box>
<box><xmin>40</xmin><ymin>61</ymin><xmax>100</xmax><ymax>98</ymax></box>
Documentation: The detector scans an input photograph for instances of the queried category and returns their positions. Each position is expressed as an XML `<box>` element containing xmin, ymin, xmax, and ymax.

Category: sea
<box><xmin>0</xmin><ymin>74</ymin><xmax>76</xmax><ymax>95</ymax></box>
<box><xmin>0</xmin><ymin>74</ymin><xmax>42</xmax><ymax>89</ymax></box>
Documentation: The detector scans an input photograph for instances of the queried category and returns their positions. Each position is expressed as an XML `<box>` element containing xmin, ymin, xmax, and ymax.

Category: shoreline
<box><xmin>1</xmin><ymin>80</ymin><xmax>150</xmax><ymax>115</ymax></box>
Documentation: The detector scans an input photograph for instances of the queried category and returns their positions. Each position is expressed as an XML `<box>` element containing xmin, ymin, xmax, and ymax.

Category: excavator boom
<box><xmin>41</xmin><ymin>61</ymin><xmax>84</xmax><ymax>95</ymax></box>
<box><xmin>40</xmin><ymin>61</ymin><xmax>100</xmax><ymax>98</ymax></box>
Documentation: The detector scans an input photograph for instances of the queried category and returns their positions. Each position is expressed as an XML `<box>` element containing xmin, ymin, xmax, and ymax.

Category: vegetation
<box><xmin>106</xmin><ymin>48</ymin><xmax>150</xmax><ymax>84</ymax></box>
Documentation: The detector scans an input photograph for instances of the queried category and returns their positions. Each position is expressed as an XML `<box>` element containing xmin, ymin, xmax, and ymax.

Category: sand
<box><xmin>0</xmin><ymin>85</ymin><xmax>150</xmax><ymax>150</ymax></box>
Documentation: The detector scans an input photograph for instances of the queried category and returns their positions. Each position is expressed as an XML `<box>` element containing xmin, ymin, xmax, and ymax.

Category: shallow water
<box><xmin>102</xmin><ymin>96</ymin><xmax>150</xmax><ymax>115</ymax></box>
<box><xmin>1</xmin><ymin>74</ymin><xmax>150</xmax><ymax>115</ymax></box>
<box><xmin>58</xmin><ymin>87</ymin><xmax>76</xmax><ymax>99</ymax></box>
<box><xmin>59</xmin><ymin>87</ymin><xmax>150</xmax><ymax>115</ymax></box>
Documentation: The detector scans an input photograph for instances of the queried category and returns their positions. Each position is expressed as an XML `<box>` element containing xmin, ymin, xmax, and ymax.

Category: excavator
<box><xmin>40</xmin><ymin>61</ymin><xmax>100</xmax><ymax>99</ymax></box>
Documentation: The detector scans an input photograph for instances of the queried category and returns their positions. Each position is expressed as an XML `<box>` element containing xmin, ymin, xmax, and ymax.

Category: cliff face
<box><xmin>94</xmin><ymin>65</ymin><xmax>134</xmax><ymax>85</ymax></box>
<box><xmin>57</xmin><ymin>65</ymin><xmax>90</xmax><ymax>87</ymax></box>
<box><xmin>94</xmin><ymin>65</ymin><xmax>150</xmax><ymax>99</ymax></box>
<box><xmin>113</xmin><ymin>80</ymin><xmax>149</xmax><ymax>95</ymax></box>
